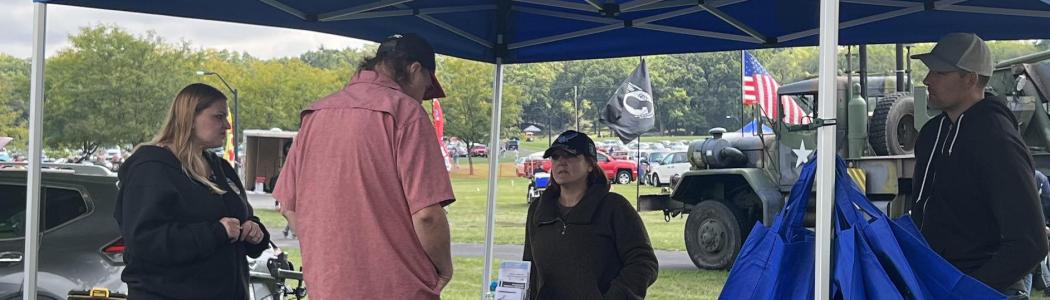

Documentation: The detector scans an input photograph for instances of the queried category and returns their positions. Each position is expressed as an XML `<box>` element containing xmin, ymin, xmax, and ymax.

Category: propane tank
<box><xmin>847</xmin><ymin>82</ymin><xmax>868</xmax><ymax>158</ymax></box>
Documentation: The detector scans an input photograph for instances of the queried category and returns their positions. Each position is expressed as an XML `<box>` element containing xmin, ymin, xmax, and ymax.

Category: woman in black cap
<box><xmin>522</xmin><ymin>130</ymin><xmax>658</xmax><ymax>299</ymax></box>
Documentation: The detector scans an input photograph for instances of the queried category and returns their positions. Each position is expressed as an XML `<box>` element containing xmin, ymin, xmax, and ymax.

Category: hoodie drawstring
<box><xmin>948</xmin><ymin>114</ymin><xmax>965</xmax><ymax>156</ymax></box>
<box><xmin>915</xmin><ymin>117</ymin><xmax>945</xmax><ymax>212</ymax></box>
<box><xmin>915</xmin><ymin>114</ymin><xmax>965</xmax><ymax>230</ymax></box>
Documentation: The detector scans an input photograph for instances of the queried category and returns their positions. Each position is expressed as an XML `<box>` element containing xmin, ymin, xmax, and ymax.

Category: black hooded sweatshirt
<box><xmin>115</xmin><ymin>145</ymin><xmax>270</xmax><ymax>300</ymax></box>
<box><xmin>911</xmin><ymin>95</ymin><xmax>1048</xmax><ymax>291</ymax></box>
<box><xmin>523</xmin><ymin>180</ymin><xmax>658</xmax><ymax>299</ymax></box>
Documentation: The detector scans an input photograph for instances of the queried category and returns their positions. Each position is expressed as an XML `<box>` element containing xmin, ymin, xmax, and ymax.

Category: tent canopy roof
<box><xmin>36</xmin><ymin>0</ymin><xmax>1050</xmax><ymax>64</ymax></box>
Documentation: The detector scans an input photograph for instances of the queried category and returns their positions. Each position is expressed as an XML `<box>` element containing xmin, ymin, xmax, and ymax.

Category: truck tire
<box><xmin>651</xmin><ymin>173</ymin><xmax>661</xmax><ymax>186</ymax></box>
<box><xmin>616</xmin><ymin>170</ymin><xmax>632</xmax><ymax>184</ymax></box>
<box><xmin>869</xmin><ymin>93</ymin><xmax>917</xmax><ymax>156</ymax></box>
<box><xmin>685</xmin><ymin>200</ymin><xmax>743</xmax><ymax>270</ymax></box>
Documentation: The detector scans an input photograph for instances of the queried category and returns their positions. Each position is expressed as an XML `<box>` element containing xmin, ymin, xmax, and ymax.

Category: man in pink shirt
<box><xmin>273</xmin><ymin>33</ymin><xmax>455</xmax><ymax>299</ymax></box>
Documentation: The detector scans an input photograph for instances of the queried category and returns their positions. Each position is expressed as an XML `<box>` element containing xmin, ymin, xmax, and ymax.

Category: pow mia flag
<box><xmin>601</xmin><ymin>58</ymin><xmax>655</xmax><ymax>144</ymax></box>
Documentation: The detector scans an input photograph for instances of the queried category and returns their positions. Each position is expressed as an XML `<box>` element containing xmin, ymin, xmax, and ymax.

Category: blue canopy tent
<box><xmin>738</xmin><ymin>119</ymin><xmax>774</xmax><ymax>134</ymax></box>
<box><xmin>20</xmin><ymin>1</ymin><xmax>1050</xmax><ymax>299</ymax></box>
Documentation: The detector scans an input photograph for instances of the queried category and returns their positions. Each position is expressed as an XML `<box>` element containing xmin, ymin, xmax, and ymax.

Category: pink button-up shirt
<box><xmin>274</xmin><ymin>70</ymin><xmax>455</xmax><ymax>300</ymax></box>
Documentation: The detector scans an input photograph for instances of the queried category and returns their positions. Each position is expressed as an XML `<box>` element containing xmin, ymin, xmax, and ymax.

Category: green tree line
<box><xmin>0</xmin><ymin>24</ymin><xmax>1046</xmax><ymax>157</ymax></box>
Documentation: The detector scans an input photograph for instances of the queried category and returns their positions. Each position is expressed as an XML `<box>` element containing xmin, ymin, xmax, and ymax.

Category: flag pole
<box><xmin>636</xmin><ymin>138</ymin><xmax>641</xmax><ymax>200</ymax></box>
<box><xmin>740</xmin><ymin>50</ymin><xmax>746</xmax><ymax>135</ymax></box>
<box><xmin>636</xmin><ymin>56</ymin><xmax>643</xmax><ymax>202</ymax></box>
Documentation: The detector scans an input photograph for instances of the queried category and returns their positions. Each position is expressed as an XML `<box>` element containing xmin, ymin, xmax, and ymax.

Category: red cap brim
<box><xmin>424</xmin><ymin>72</ymin><xmax>446</xmax><ymax>100</ymax></box>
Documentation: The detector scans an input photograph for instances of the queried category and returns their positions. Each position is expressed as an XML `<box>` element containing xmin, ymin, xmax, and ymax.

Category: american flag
<box><xmin>742</xmin><ymin>51</ymin><xmax>810</xmax><ymax>125</ymax></box>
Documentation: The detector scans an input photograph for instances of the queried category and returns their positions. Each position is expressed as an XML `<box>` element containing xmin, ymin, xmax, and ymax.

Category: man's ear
<box><xmin>965</xmin><ymin>71</ymin><xmax>979</xmax><ymax>87</ymax></box>
<box><xmin>407</xmin><ymin>62</ymin><xmax>424</xmax><ymax>75</ymax></box>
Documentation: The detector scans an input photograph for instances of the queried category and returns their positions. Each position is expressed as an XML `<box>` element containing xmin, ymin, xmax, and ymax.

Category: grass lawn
<box><xmin>442</xmin><ymin>176</ymin><xmax>688</xmax><ymax>251</ymax></box>
<box><xmin>276</xmin><ymin>249</ymin><xmax>729</xmax><ymax>300</ymax></box>
<box><xmin>256</xmin><ymin>139</ymin><xmax>725</xmax><ymax>299</ymax></box>
<box><xmin>255</xmin><ymin>161</ymin><xmax>690</xmax><ymax>252</ymax></box>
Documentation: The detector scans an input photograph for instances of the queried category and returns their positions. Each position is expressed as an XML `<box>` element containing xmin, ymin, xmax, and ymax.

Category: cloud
<box><xmin>0</xmin><ymin>2</ymin><xmax>373</xmax><ymax>59</ymax></box>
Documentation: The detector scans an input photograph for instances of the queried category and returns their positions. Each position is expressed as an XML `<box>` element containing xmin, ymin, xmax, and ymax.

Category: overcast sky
<box><xmin>0</xmin><ymin>1</ymin><xmax>373</xmax><ymax>59</ymax></box>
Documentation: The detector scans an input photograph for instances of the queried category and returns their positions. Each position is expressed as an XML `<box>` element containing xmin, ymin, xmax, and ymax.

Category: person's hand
<box><xmin>240</xmin><ymin>220</ymin><xmax>264</xmax><ymax>244</ymax></box>
<box><xmin>219</xmin><ymin>217</ymin><xmax>241</xmax><ymax>243</ymax></box>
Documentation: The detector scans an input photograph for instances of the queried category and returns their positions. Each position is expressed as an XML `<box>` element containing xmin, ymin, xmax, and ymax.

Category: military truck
<box><xmin>638</xmin><ymin>49</ymin><xmax>1050</xmax><ymax>270</ymax></box>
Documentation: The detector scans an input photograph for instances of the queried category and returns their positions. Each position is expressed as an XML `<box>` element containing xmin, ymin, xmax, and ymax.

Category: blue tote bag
<box><xmin>719</xmin><ymin>158</ymin><xmax>817</xmax><ymax>300</ymax></box>
<box><xmin>832</xmin><ymin>157</ymin><xmax>1004</xmax><ymax>299</ymax></box>
<box><xmin>830</xmin><ymin>158</ymin><xmax>902</xmax><ymax>300</ymax></box>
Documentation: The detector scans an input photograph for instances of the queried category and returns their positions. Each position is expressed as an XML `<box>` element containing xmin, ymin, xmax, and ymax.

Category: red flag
<box><xmin>433</xmin><ymin>99</ymin><xmax>445</xmax><ymax>138</ymax></box>
<box><xmin>433</xmin><ymin>99</ymin><xmax>452</xmax><ymax>171</ymax></box>
<box><xmin>223</xmin><ymin>106</ymin><xmax>235</xmax><ymax>167</ymax></box>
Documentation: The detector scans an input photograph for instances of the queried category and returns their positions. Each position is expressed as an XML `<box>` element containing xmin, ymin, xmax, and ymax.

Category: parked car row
<box><xmin>445</xmin><ymin>140</ymin><xmax>515</xmax><ymax>158</ymax></box>
<box><xmin>516</xmin><ymin>150</ymin><xmax>638</xmax><ymax>185</ymax></box>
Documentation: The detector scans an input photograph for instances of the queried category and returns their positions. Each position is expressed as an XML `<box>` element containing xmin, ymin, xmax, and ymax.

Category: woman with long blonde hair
<box><xmin>115</xmin><ymin>83</ymin><xmax>270</xmax><ymax>299</ymax></box>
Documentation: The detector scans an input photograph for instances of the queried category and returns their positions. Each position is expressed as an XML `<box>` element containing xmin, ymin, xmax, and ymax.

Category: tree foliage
<box><xmin>438</xmin><ymin>57</ymin><xmax>524</xmax><ymax>174</ymax></box>
<box><xmin>0</xmin><ymin>54</ymin><xmax>29</xmax><ymax>149</ymax></box>
<box><xmin>43</xmin><ymin>26</ymin><xmax>199</xmax><ymax>157</ymax></box>
<box><xmin>0</xmin><ymin>24</ymin><xmax>1045</xmax><ymax>158</ymax></box>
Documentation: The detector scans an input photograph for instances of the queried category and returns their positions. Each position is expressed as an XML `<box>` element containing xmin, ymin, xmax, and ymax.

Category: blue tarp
<box><xmin>33</xmin><ymin>0</ymin><xmax>1050</xmax><ymax>64</ymax></box>
<box><xmin>738</xmin><ymin>119</ymin><xmax>773</xmax><ymax>134</ymax></box>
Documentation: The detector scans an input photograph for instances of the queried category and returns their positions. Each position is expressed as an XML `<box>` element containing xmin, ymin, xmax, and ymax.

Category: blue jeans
<box><xmin>1040</xmin><ymin>254</ymin><xmax>1050</xmax><ymax>291</ymax></box>
<box><xmin>1004</xmin><ymin>277</ymin><xmax>1031</xmax><ymax>300</ymax></box>
<box><xmin>1025</xmin><ymin>273</ymin><xmax>1032</xmax><ymax>296</ymax></box>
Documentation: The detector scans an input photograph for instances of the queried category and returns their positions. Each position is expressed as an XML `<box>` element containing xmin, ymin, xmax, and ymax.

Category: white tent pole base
<box><xmin>480</xmin><ymin>59</ymin><xmax>505</xmax><ymax>300</ymax></box>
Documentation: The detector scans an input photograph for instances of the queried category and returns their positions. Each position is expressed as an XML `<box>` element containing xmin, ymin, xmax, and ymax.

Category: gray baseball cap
<box><xmin>911</xmin><ymin>32</ymin><xmax>993</xmax><ymax>76</ymax></box>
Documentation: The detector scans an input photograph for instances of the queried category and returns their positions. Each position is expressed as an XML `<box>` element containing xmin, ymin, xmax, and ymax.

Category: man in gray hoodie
<box><xmin>911</xmin><ymin>32</ymin><xmax>1048</xmax><ymax>298</ymax></box>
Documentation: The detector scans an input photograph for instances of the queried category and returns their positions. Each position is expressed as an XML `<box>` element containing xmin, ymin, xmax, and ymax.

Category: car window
<box><xmin>598</xmin><ymin>153</ymin><xmax>609</xmax><ymax>162</ymax></box>
<box><xmin>651</xmin><ymin>153</ymin><xmax>666</xmax><ymax>162</ymax></box>
<box><xmin>661</xmin><ymin>154</ymin><xmax>675</xmax><ymax>165</ymax></box>
<box><xmin>0</xmin><ymin>184</ymin><xmax>89</xmax><ymax>240</ymax></box>
<box><xmin>674</xmin><ymin>153</ymin><xmax>688</xmax><ymax>163</ymax></box>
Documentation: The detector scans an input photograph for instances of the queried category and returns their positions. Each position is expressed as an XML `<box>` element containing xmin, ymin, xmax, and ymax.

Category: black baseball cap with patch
<box><xmin>543</xmin><ymin>130</ymin><xmax>597</xmax><ymax>159</ymax></box>
<box><xmin>377</xmin><ymin>33</ymin><xmax>446</xmax><ymax>99</ymax></box>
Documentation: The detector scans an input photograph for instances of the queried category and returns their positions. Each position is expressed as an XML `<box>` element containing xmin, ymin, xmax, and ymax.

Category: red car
<box><xmin>521</xmin><ymin>151</ymin><xmax>638</xmax><ymax>184</ymax></box>
<box><xmin>470</xmin><ymin>145</ymin><xmax>488</xmax><ymax>157</ymax></box>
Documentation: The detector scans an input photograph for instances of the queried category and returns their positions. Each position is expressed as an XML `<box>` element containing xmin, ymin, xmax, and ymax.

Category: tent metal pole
<box><xmin>815</xmin><ymin>0</ymin><xmax>839</xmax><ymax>299</ymax></box>
<box><xmin>621</xmin><ymin>0</ymin><xmax>665</xmax><ymax>12</ymax></box>
<box><xmin>317</xmin><ymin>0</ymin><xmax>412</xmax><ymax>21</ymax></box>
<box><xmin>258</xmin><ymin>0</ymin><xmax>309</xmax><ymax>20</ymax></box>
<box><xmin>634</xmin><ymin>24</ymin><xmax>756</xmax><ymax>43</ymax></box>
<box><xmin>515</xmin><ymin>0</ymin><xmax>594</xmax><ymax>12</ymax></box>
<box><xmin>696</xmin><ymin>2</ymin><xmax>766</xmax><ymax>42</ymax></box>
<box><xmin>24</xmin><ymin>3</ymin><xmax>47</xmax><ymax>300</ymax></box>
<box><xmin>480</xmin><ymin>58</ymin><xmax>505</xmax><ymax>300</ymax></box>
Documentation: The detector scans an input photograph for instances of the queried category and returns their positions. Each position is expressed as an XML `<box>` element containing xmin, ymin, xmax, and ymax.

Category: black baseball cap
<box><xmin>543</xmin><ymin>130</ymin><xmax>597</xmax><ymax>159</ymax></box>
<box><xmin>377</xmin><ymin>33</ymin><xmax>446</xmax><ymax>99</ymax></box>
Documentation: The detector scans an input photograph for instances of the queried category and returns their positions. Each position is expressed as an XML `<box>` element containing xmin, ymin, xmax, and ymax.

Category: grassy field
<box><xmin>441</xmin><ymin>176</ymin><xmax>688</xmax><ymax>251</ymax></box>
<box><xmin>271</xmin><ymin>250</ymin><xmax>728</xmax><ymax>300</ymax></box>
<box><xmin>257</xmin><ymin>168</ymin><xmax>688</xmax><ymax>251</ymax></box>
<box><xmin>257</xmin><ymin>135</ymin><xmax>729</xmax><ymax>299</ymax></box>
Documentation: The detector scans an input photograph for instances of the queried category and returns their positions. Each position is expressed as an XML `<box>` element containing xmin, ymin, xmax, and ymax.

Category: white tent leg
<box><xmin>24</xmin><ymin>3</ymin><xmax>47</xmax><ymax>300</ymax></box>
<box><xmin>815</xmin><ymin>0</ymin><xmax>839</xmax><ymax>299</ymax></box>
<box><xmin>480</xmin><ymin>58</ymin><xmax>505</xmax><ymax>300</ymax></box>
